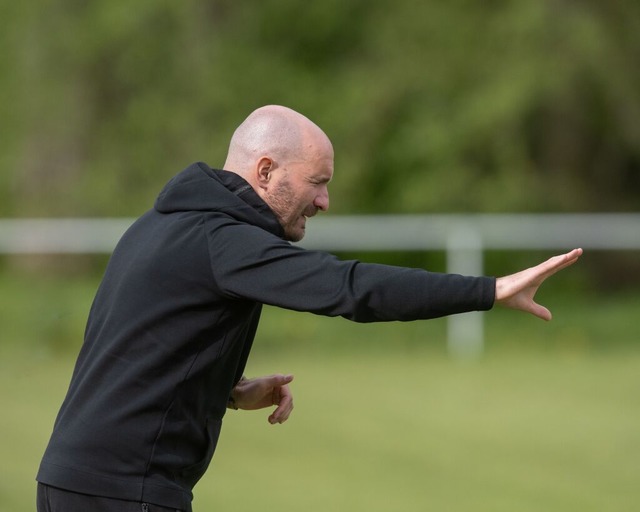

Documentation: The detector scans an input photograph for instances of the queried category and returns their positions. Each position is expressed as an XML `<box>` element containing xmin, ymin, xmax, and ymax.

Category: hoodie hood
<box><xmin>155</xmin><ymin>162</ymin><xmax>284</xmax><ymax>238</ymax></box>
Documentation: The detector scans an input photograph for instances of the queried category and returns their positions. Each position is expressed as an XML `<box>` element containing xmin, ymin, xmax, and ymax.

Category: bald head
<box><xmin>222</xmin><ymin>105</ymin><xmax>334</xmax><ymax>241</ymax></box>
<box><xmin>223</xmin><ymin>105</ymin><xmax>333</xmax><ymax>178</ymax></box>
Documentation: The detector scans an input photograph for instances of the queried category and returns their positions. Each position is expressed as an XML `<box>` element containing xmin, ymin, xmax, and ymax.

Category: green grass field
<box><xmin>1</xmin><ymin>269</ymin><xmax>639</xmax><ymax>511</ymax></box>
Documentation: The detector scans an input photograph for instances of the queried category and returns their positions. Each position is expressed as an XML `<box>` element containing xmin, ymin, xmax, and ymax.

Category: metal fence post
<box><xmin>446</xmin><ymin>225</ymin><xmax>484</xmax><ymax>359</ymax></box>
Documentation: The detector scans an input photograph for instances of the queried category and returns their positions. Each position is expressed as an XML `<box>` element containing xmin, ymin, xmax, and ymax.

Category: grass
<box><xmin>203</xmin><ymin>350</ymin><xmax>640</xmax><ymax>512</ymax></box>
<box><xmin>6</xmin><ymin>349</ymin><xmax>637</xmax><ymax>512</ymax></box>
<box><xmin>1</xmin><ymin>267</ymin><xmax>639</xmax><ymax>511</ymax></box>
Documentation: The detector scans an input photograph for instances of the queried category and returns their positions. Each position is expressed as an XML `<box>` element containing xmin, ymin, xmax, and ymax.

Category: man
<box><xmin>36</xmin><ymin>105</ymin><xmax>582</xmax><ymax>512</ymax></box>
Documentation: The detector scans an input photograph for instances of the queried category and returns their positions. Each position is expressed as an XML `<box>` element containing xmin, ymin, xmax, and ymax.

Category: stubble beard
<box><xmin>265</xmin><ymin>178</ymin><xmax>306</xmax><ymax>242</ymax></box>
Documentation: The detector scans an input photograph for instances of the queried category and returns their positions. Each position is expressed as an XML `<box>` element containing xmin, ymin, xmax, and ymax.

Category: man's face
<box><xmin>264</xmin><ymin>158</ymin><xmax>333</xmax><ymax>242</ymax></box>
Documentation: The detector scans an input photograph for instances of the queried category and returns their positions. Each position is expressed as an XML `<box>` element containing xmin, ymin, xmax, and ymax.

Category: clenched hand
<box><xmin>230</xmin><ymin>374</ymin><xmax>294</xmax><ymax>424</ymax></box>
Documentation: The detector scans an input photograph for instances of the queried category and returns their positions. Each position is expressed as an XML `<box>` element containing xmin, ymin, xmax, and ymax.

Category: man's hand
<box><xmin>230</xmin><ymin>374</ymin><xmax>294</xmax><ymax>424</ymax></box>
<box><xmin>495</xmin><ymin>248</ymin><xmax>583</xmax><ymax>321</ymax></box>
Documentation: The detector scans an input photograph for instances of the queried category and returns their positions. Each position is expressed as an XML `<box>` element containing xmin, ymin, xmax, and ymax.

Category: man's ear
<box><xmin>255</xmin><ymin>157</ymin><xmax>274</xmax><ymax>190</ymax></box>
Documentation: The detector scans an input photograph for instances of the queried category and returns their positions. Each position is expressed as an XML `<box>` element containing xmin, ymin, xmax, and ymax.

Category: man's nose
<box><xmin>314</xmin><ymin>186</ymin><xmax>330</xmax><ymax>212</ymax></box>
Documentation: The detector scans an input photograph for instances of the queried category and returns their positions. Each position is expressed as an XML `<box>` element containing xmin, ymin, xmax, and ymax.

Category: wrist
<box><xmin>227</xmin><ymin>394</ymin><xmax>238</xmax><ymax>410</ymax></box>
<box><xmin>227</xmin><ymin>376</ymin><xmax>247</xmax><ymax>410</ymax></box>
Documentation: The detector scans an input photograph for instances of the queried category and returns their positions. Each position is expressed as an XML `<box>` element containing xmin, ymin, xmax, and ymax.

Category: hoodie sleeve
<box><xmin>204</xmin><ymin>216</ymin><xmax>495</xmax><ymax>323</ymax></box>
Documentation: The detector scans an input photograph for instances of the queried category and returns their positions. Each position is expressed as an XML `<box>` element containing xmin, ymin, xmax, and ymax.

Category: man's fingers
<box><xmin>495</xmin><ymin>248</ymin><xmax>583</xmax><ymax>319</ymax></box>
<box><xmin>280</xmin><ymin>374</ymin><xmax>294</xmax><ymax>384</ymax></box>
<box><xmin>530</xmin><ymin>302</ymin><xmax>552</xmax><ymax>322</ymax></box>
<box><xmin>539</xmin><ymin>248</ymin><xmax>583</xmax><ymax>280</ymax></box>
<box><xmin>254</xmin><ymin>374</ymin><xmax>294</xmax><ymax>424</ymax></box>
<box><xmin>268</xmin><ymin>404</ymin><xmax>292</xmax><ymax>424</ymax></box>
<box><xmin>234</xmin><ymin>374</ymin><xmax>294</xmax><ymax>412</ymax></box>
<box><xmin>522</xmin><ymin>249</ymin><xmax>582</xmax><ymax>319</ymax></box>
<box><xmin>251</xmin><ymin>374</ymin><xmax>293</xmax><ymax>398</ymax></box>
<box><xmin>268</xmin><ymin>390</ymin><xmax>294</xmax><ymax>424</ymax></box>
<box><xmin>262</xmin><ymin>373</ymin><xmax>294</xmax><ymax>388</ymax></box>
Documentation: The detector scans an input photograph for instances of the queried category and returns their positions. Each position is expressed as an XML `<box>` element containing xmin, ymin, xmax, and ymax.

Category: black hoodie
<box><xmin>37</xmin><ymin>162</ymin><xmax>495</xmax><ymax>510</ymax></box>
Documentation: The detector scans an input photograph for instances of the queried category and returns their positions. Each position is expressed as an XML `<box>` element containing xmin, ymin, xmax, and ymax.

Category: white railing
<box><xmin>302</xmin><ymin>213</ymin><xmax>640</xmax><ymax>358</ymax></box>
<box><xmin>2</xmin><ymin>214</ymin><xmax>639</xmax><ymax>357</ymax></box>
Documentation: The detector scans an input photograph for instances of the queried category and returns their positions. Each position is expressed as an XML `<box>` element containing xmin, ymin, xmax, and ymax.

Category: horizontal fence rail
<box><xmin>300</xmin><ymin>213</ymin><xmax>640</xmax><ymax>251</ymax></box>
<box><xmin>2</xmin><ymin>214</ymin><xmax>639</xmax><ymax>357</ymax></box>
<box><xmin>1</xmin><ymin>214</ymin><xmax>638</xmax><ymax>254</ymax></box>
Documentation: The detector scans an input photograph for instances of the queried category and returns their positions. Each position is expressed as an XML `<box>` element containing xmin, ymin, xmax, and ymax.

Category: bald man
<box><xmin>224</xmin><ymin>105</ymin><xmax>334</xmax><ymax>242</ymax></box>
<box><xmin>37</xmin><ymin>105</ymin><xmax>581</xmax><ymax>512</ymax></box>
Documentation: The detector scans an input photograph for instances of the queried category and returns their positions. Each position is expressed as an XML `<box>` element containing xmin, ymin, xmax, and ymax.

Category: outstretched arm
<box><xmin>495</xmin><ymin>248</ymin><xmax>583</xmax><ymax>321</ymax></box>
<box><xmin>228</xmin><ymin>374</ymin><xmax>294</xmax><ymax>424</ymax></box>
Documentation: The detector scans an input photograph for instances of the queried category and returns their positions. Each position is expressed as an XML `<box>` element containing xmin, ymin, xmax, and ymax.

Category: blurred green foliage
<box><xmin>1</xmin><ymin>0</ymin><xmax>639</xmax><ymax>218</ymax></box>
